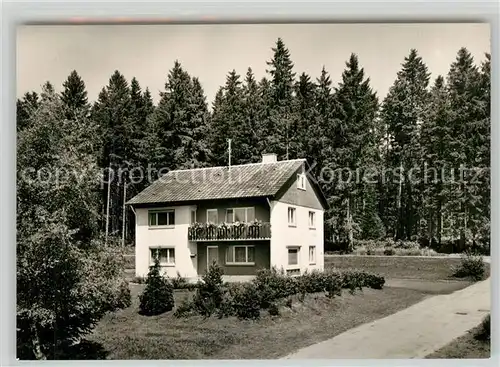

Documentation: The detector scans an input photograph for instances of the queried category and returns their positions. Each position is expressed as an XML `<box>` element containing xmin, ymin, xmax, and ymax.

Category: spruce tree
<box><xmin>239</xmin><ymin>67</ymin><xmax>263</xmax><ymax>163</ymax></box>
<box><xmin>265</xmin><ymin>38</ymin><xmax>296</xmax><ymax>159</ymax></box>
<box><xmin>139</xmin><ymin>257</ymin><xmax>175</xmax><ymax>316</ymax></box>
<box><xmin>17</xmin><ymin>92</ymin><xmax>40</xmax><ymax>131</ymax></box>
<box><xmin>61</xmin><ymin>70</ymin><xmax>89</xmax><ymax>119</ymax></box>
<box><xmin>445</xmin><ymin>48</ymin><xmax>486</xmax><ymax>249</ymax></box>
<box><xmin>334</xmin><ymin>54</ymin><xmax>380</xmax><ymax>243</ymax></box>
<box><xmin>153</xmin><ymin>61</ymin><xmax>210</xmax><ymax>170</ymax></box>
<box><xmin>293</xmin><ymin>72</ymin><xmax>318</xmax><ymax>164</ymax></box>
<box><xmin>380</xmin><ymin>49</ymin><xmax>430</xmax><ymax>240</ymax></box>
<box><xmin>420</xmin><ymin>75</ymin><xmax>451</xmax><ymax>246</ymax></box>
<box><xmin>91</xmin><ymin>71</ymin><xmax>132</xmax><ymax>236</ymax></box>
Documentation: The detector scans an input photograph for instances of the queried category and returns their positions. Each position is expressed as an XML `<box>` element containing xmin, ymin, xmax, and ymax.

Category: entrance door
<box><xmin>207</xmin><ymin>246</ymin><xmax>219</xmax><ymax>268</ymax></box>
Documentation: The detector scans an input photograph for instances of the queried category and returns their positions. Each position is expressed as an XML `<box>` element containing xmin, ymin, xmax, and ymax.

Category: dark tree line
<box><xmin>17</xmin><ymin>38</ymin><xmax>490</xmax><ymax>251</ymax></box>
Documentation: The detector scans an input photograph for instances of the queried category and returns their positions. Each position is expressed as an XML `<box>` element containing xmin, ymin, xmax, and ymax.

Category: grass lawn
<box><xmin>79</xmin><ymin>256</ymin><xmax>489</xmax><ymax>360</ymax></box>
<box><xmin>86</xmin><ymin>284</ymin><xmax>429</xmax><ymax>359</ymax></box>
<box><xmin>325</xmin><ymin>255</ymin><xmax>490</xmax><ymax>281</ymax></box>
<box><xmin>426</xmin><ymin>325</ymin><xmax>490</xmax><ymax>359</ymax></box>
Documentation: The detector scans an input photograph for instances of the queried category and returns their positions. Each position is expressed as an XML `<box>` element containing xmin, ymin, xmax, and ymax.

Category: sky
<box><xmin>17</xmin><ymin>23</ymin><xmax>490</xmax><ymax>106</ymax></box>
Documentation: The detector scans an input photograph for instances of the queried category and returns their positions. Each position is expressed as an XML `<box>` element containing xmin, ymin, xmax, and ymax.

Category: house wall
<box><xmin>275</xmin><ymin>167</ymin><xmax>324</xmax><ymax>210</ymax></box>
<box><xmin>195</xmin><ymin>198</ymin><xmax>270</xmax><ymax>223</ymax></box>
<box><xmin>270</xmin><ymin>173</ymin><xmax>325</xmax><ymax>274</ymax></box>
<box><xmin>196</xmin><ymin>241</ymin><xmax>270</xmax><ymax>275</ymax></box>
<box><xmin>135</xmin><ymin>205</ymin><xmax>198</xmax><ymax>278</ymax></box>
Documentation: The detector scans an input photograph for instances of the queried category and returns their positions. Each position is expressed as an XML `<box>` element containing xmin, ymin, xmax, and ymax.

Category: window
<box><xmin>309</xmin><ymin>246</ymin><xmax>316</xmax><ymax>264</ymax></box>
<box><xmin>226</xmin><ymin>207</ymin><xmax>255</xmax><ymax>223</ymax></box>
<box><xmin>150</xmin><ymin>247</ymin><xmax>175</xmax><ymax>266</ymax></box>
<box><xmin>288</xmin><ymin>247</ymin><xmax>299</xmax><ymax>266</ymax></box>
<box><xmin>226</xmin><ymin>245</ymin><xmax>255</xmax><ymax>265</ymax></box>
<box><xmin>149</xmin><ymin>210</ymin><xmax>175</xmax><ymax>227</ymax></box>
<box><xmin>190</xmin><ymin>209</ymin><xmax>197</xmax><ymax>224</ymax></box>
<box><xmin>207</xmin><ymin>209</ymin><xmax>218</xmax><ymax>224</ymax></box>
<box><xmin>297</xmin><ymin>173</ymin><xmax>306</xmax><ymax>190</ymax></box>
<box><xmin>309</xmin><ymin>211</ymin><xmax>316</xmax><ymax>228</ymax></box>
<box><xmin>288</xmin><ymin>207</ymin><xmax>296</xmax><ymax>226</ymax></box>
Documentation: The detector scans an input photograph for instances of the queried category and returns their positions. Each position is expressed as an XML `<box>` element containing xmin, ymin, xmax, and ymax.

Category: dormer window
<box><xmin>297</xmin><ymin>173</ymin><xmax>306</xmax><ymax>190</ymax></box>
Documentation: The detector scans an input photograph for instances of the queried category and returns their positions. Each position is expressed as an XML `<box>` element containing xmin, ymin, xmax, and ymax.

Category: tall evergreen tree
<box><xmin>239</xmin><ymin>67</ymin><xmax>263</xmax><ymax>164</ymax></box>
<box><xmin>153</xmin><ymin>61</ymin><xmax>210</xmax><ymax>170</ymax></box>
<box><xmin>91</xmin><ymin>71</ymin><xmax>132</xmax><ymax>236</ymax></box>
<box><xmin>265</xmin><ymin>38</ymin><xmax>297</xmax><ymax>159</ymax></box>
<box><xmin>17</xmin><ymin>91</ymin><xmax>40</xmax><ymax>131</ymax></box>
<box><xmin>420</xmin><ymin>75</ymin><xmax>451</xmax><ymax>245</ymax></box>
<box><xmin>293</xmin><ymin>72</ymin><xmax>318</xmax><ymax>164</ymax></box>
<box><xmin>61</xmin><ymin>70</ymin><xmax>89</xmax><ymax>119</ymax></box>
<box><xmin>380</xmin><ymin>49</ymin><xmax>430</xmax><ymax>240</ymax></box>
<box><xmin>445</xmin><ymin>48</ymin><xmax>487</xmax><ymax>248</ymax></box>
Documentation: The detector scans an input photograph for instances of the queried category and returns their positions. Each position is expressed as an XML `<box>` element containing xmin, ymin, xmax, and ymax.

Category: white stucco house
<box><xmin>126</xmin><ymin>154</ymin><xmax>328</xmax><ymax>279</ymax></box>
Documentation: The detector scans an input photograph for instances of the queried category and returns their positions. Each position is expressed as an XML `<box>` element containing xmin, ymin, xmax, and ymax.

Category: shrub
<box><xmin>170</xmin><ymin>271</ymin><xmax>188</xmax><ymax>289</ymax></box>
<box><xmin>298</xmin><ymin>270</ymin><xmax>327</xmax><ymax>294</ymax></box>
<box><xmin>139</xmin><ymin>258</ymin><xmax>175</xmax><ymax>316</ymax></box>
<box><xmin>268</xmin><ymin>302</ymin><xmax>280</xmax><ymax>316</ymax></box>
<box><xmin>173</xmin><ymin>296</ymin><xmax>196</xmax><ymax>318</ymax></box>
<box><xmin>193</xmin><ymin>261</ymin><xmax>225</xmax><ymax>317</ymax></box>
<box><xmin>475</xmin><ymin>314</ymin><xmax>490</xmax><ymax>341</ymax></box>
<box><xmin>383</xmin><ymin>247</ymin><xmax>395</xmax><ymax>256</ymax></box>
<box><xmin>324</xmin><ymin>271</ymin><xmax>343</xmax><ymax>298</ymax></box>
<box><xmin>253</xmin><ymin>267</ymin><xmax>298</xmax><ymax>308</ymax></box>
<box><xmin>452</xmin><ymin>252</ymin><xmax>485</xmax><ymax>281</ymax></box>
<box><xmin>231</xmin><ymin>283</ymin><xmax>261</xmax><ymax>320</ymax></box>
<box><xmin>365</xmin><ymin>273</ymin><xmax>385</xmax><ymax>289</ymax></box>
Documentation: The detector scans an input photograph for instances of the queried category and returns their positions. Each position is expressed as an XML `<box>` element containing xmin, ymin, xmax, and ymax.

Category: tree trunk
<box><xmin>30</xmin><ymin>324</ymin><xmax>46</xmax><ymax>360</ymax></box>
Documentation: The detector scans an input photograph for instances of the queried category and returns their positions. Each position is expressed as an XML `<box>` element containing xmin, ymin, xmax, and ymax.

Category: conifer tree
<box><xmin>61</xmin><ymin>70</ymin><xmax>89</xmax><ymax>119</ymax></box>
<box><xmin>445</xmin><ymin>48</ymin><xmax>487</xmax><ymax>248</ymax></box>
<box><xmin>239</xmin><ymin>67</ymin><xmax>263</xmax><ymax>163</ymax></box>
<box><xmin>380</xmin><ymin>49</ymin><xmax>430</xmax><ymax>240</ymax></box>
<box><xmin>91</xmin><ymin>71</ymin><xmax>132</xmax><ymax>236</ymax></box>
<box><xmin>139</xmin><ymin>257</ymin><xmax>175</xmax><ymax>316</ymax></box>
<box><xmin>293</xmin><ymin>72</ymin><xmax>318</xmax><ymax>164</ymax></box>
<box><xmin>334</xmin><ymin>54</ymin><xmax>380</xmax><ymax>243</ymax></box>
<box><xmin>153</xmin><ymin>61</ymin><xmax>210</xmax><ymax>170</ymax></box>
<box><xmin>420</xmin><ymin>75</ymin><xmax>451</xmax><ymax>245</ymax></box>
<box><xmin>17</xmin><ymin>91</ymin><xmax>40</xmax><ymax>131</ymax></box>
<box><xmin>265</xmin><ymin>38</ymin><xmax>296</xmax><ymax>159</ymax></box>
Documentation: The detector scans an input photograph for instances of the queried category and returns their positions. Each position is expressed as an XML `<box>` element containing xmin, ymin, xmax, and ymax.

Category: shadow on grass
<box><xmin>53</xmin><ymin>340</ymin><xmax>109</xmax><ymax>360</ymax></box>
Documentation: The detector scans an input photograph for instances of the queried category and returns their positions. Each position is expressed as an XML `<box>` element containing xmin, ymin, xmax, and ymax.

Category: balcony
<box><xmin>188</xmin><ymin>222</ymin><xmax>271</xmax><ymax>241</ymax></box>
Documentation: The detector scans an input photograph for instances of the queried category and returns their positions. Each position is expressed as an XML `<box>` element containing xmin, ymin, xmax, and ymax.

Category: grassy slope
<box><xmin>88</xmin><ymin>285</ymin><xmax>428</xmax><ymax>359</ymax></box>
<box><xmin>83</xmin><ymin>256</ymin><xmax>487</xmax><ymax>360</ymax></box>
<box><xmin>426</xmin><ymin>325</ymin><xmax>490</xmax><ymax>359</ymax></box>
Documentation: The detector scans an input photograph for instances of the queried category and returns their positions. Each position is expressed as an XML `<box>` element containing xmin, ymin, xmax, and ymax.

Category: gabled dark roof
<box><xmin>126</xmin><ymin>159</ymin><xmax>307</xmax><ymax>206</ymax></box>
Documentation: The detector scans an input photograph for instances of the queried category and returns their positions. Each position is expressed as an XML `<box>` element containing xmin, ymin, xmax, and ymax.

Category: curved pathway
<box><xmin>283</xmin><ymin>267</ymin><xmax>490</xmax><ymax>359</ymax></box>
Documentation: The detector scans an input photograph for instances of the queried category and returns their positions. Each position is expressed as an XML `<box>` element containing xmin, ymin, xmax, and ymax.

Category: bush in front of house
<box><xmin>253</xmin><ymin>267</ymin><xmax>298</xmax><ymax>308</ymax></box>
<box><xmin>231</xmin><ymin>282</ymin><xmax>262</xmax><ymax>320</ymax></box>
<box><xmin>193</xmin><ymin>261</ymin><xmax>225</xmax><ymax>317</ymax></box>
<box><xmin>173</xmin><ymin>267</ymin><xmax>386</xmax><ymax>320</ymax></box>
<box><xmin>139</xmin><ymin>258</ymin><xmax>175</xmax><ymax>316</ymax></box>
<box><xmin>452</xmin><ymin>252</ymin><xmax>486</xmax><ymax>281</ymax></box>
<box><xmin>169</xmin><ymin>272</ymin><xmax>198</xmax><ymax>291</ymax></box>
<box><xmin>173</xmin><ymin>296</ymin><xmax>196</xmax><ymax>318</ymax></box>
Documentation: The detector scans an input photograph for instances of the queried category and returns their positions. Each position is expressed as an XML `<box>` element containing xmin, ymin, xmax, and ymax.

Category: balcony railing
<box><xmin>188</xmin><ymin>222</ymin><xmax>271</xmax><ymax>241</ymax></box>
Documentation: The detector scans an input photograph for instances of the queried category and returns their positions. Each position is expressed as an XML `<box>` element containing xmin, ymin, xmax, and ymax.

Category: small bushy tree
<box><xmin>193</xmin><ymin>261</ymin><xmax>225</xmax><ymax>317</ymax></box>
<box><xmin>139</xmin><ymin>257</ymin><xmax>175</xmax><ymax>316</ymax></box>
